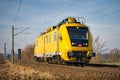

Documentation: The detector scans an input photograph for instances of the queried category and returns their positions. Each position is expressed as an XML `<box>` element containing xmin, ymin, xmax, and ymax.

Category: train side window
<box><xmin>36</xmin><ymin>40</ymin><xmax>38</xmax><ymax>46</ymax></box>
<box><xmin>46</xmin><ymin>35</ymin><xmax>48</xmax><ymax>44</ymax></box>
<box><xmin>54</xmin><ymin>32</ymin><xmax>56</xmax><ymax>41</ymax></box>
<box><xmin>49</xmin><ymin>35</ymin><xmax>51</xmax><ymax>43</ymax></box>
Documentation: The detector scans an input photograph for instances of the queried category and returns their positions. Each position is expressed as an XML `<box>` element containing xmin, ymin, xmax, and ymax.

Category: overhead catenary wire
<box><xmin>83</xmin><ymin>0</ymin><xmax>119</xmax><ymax>18</ymax></box>
<box><xmin>40</xmin><ymin>0</ymin><xmax>119</xmax><ymax>28</ymax></box>
<box><xmin>83</xmin><ymin>1</ymin><xmax>119</xmax><ymax>21</ymax></box>
<box><xmin>98</xmin><ymin>1</ymin><xmax>119</xmax><ymax>12</ymax></box>
<box><xmin>93</xmin><ymin>0</ymin><xmax>119</xmax><ymax>13</ymax></box>
<box><xmin>14</xmin><ymin>27</ymin><xmax>29</xmax><ymax>36</ymax></box>
<box><xmin>87</xmin><ymin>9</ymin><xmax>120</xmax><ymax>21</ymax></box>
<box><xmin>10</xmin><ymin>0</ymin><xmax>23</xmax><ymax>64</ymax></box>
<box><xmin>40</xmin><ymin>0</ymin><xmax>79</xmax><ymax>27</ymax></box>
<box><xmin>12</xmin><ymin>0</ymin><xmax>22</xmax><ymax>26</ymax></box>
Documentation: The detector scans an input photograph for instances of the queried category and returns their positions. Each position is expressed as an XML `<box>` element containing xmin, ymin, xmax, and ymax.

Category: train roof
<box><xmin>40</xmin><ymin>17</ymin><xmax>86</xmax><ymax>35</ymax></box>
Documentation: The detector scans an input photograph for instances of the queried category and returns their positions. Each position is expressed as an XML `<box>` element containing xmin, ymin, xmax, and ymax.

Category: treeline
<box><xmin>0</xmin><ymin>52</ymin><xmax>4</xmax><ymax>64</ymax></box>
<box><xmin>0</xmin><ymin>44</ymin><xmax>34</xmax><ymax>63</ymax></box>
<box><xmin>11</xmin><ymin>44</ymin><xmax>34</xmax><ymax>62</ymax></box>
<box><xmin>90</xmin><ymin>36</ymin><xmax>120</xmax><ymax>64</ymax></box>
<box><xmin>90</xmin><ymin>48</ymin><xmax>120</xmax><ymax>64</ymax></box>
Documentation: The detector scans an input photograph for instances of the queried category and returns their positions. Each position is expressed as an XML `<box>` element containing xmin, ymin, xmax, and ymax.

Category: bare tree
<box><xmin>108</xmin><ymin>48</ymin><xmax>120</xmax><ymax>62</ymax></box>
<box><xmin>22</xmin><ymin>44</ymin><xmax>34</xmax><ymax>60</ymax></box>
<box><xmin>92</xmin><ymin>36</ymin><xmax>108</xmax><ymax>63</ymax></box>
<box><xmin>93</xmin><ymin>36</ymin><xmax>107</xmax><ymax>54</ymax></box>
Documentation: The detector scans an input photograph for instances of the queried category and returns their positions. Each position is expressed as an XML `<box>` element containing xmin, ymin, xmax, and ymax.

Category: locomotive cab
<box><xmin>58</xmin><ymin>18</ymin><xmax>95</xmax><ymax>64</ymax></box>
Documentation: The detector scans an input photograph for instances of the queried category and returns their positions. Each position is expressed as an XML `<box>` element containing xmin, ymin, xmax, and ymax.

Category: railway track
<box><xmin>85</xmin><ymin>63</ymin><xmax>120</xmax><ymax>68</ymax></box>
<box><xmin>21</xmin><ymin>59</ymin><xmax>120</xmax><ymax>67</ymax></box>
<box><xmin>21</xmin><ymin>60</ymin><xmax>120</xmax><ymax>80</ymax></box>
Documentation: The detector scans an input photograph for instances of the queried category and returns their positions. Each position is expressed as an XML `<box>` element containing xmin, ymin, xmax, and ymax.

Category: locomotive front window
<box><xmin>67</xmin><ymin>27</ymin><xmax>88</xmax><ymax>47</ymax></box>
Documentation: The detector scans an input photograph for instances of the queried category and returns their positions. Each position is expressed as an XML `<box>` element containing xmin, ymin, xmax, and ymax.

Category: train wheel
<box><xmin>52</xmin><ymin>55</ymin><xmax>62</xmax><ymax>64</ymax></box>
<box><xmin>34</xmin><ymin>56</ymin><xmax>38</xmax><ymax>62</ymax></box>
<box><xmin>64</xmin><ymin>61</ymin><xmax>70</xmax><ymax>66</ymax></box>
<box><xmin>80</xmin><ymin>63</ymin><xmax>84</xmax><ymax>67</ymax></box>
<box><xmin>47</xmin><ymin>58</ymin><xmax>52</xmax><ymax>64</ymax></box>
<box><xmin>37</xmin><ymin>58</ymin><xmax>43</xmax><ymax>63</ymax></box>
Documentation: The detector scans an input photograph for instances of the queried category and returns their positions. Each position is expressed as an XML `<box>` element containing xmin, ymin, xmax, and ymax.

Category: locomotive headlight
<box><xmin>72</xmin><ymin>42</ymin><xmax>77</xmax><ymax>46</ymax></box>
<box><xmin>83</xmin><ymin>43</ymin><xmax>88</xmax><ymax>46</ymax></box>
<box><xmin>85</xmin><ymin>43</ymin><xmax>88</xmax><ymax>46</ymax></box>
<box><xmin>68</xmin><ymin>52</ymin><xmax>74</xmax><ymax>57</ymax></box>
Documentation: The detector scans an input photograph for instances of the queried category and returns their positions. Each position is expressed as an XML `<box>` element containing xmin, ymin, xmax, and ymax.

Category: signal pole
<box><xmin>12</xmin><ymin>26</ymin><xmax>14</xmax><ymax>64</ymax></box>
<box><xmin>4</xmin><ymin>42</ymin><xmax>6</xmax><ymax>60</ymax></box>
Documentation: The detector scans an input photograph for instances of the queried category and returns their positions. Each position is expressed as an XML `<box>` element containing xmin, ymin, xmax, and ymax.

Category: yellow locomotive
<box><xmin>34</xmin><ymin>17</ymin><xmax>95</xmax><ymax>66</ymax></box>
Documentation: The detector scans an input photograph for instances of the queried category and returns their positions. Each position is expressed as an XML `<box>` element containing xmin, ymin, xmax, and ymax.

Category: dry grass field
<box><xmin>24</xmin><ymin>62</ymin><xmax>120</xmax><ymax>80</ymax></box>
<box><xmin>0</xmin><ymin>61</ymin><xmax>58</xmax><ymax>80</ymax></box>
<box><xmin>0</xmin><ymin>61</ymin><xmax>120</xmax><ymax>80</ymax></box>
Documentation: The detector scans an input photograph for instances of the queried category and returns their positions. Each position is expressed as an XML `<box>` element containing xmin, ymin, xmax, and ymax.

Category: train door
<box><xmin>43</xmin><ymin>36</ymin><xmax>46</xmax><ymax>61</ymax></box>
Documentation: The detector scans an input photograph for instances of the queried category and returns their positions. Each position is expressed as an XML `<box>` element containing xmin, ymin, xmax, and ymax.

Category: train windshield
<box><xmin>67</xmin><ymin>27</ymin><xmax>88</xmax><ymax>47</ymax></box>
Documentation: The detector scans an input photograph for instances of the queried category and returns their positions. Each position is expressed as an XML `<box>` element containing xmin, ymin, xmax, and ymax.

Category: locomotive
<box><xmin>34</xmin><ymin>17</ymin><xmax>95</xmax><ymax>66</ymax></box>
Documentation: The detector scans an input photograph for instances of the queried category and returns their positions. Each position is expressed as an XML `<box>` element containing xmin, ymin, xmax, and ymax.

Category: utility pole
<box><xmin>12</xmin><ymin>26</ymin><xmax>14</xmax><ymax>64</ymax></box>
<box><xmin>4</xmin><ymin>42</ymin><xmax>6</xmax><ymax>60</ymax></box>
<box><xmin>11</xmin><ymin>26</ymin><xmax>29</xmax><ymax>64</ymax></box>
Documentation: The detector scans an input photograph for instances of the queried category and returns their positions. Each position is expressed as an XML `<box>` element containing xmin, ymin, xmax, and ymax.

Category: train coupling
<box><xmin>90</xmin><ymin>52</ymin><xmax>96</xmax><ymax>57</ymax></box>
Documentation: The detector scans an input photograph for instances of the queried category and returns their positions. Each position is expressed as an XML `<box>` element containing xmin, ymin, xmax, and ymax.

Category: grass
<box><xmin>0</xmin><ymin>60</ymin><xmax>119</xmax><ymax>80</ymax></box>
<box><xmin>0</xmin><ymin>61</ymin><xmax>58</xmax><ymax>80</ymax></box>
<box><xmin>104</xmin><ymin>62</ymin><xmax>120</xmax><ymax>66</ymax></box>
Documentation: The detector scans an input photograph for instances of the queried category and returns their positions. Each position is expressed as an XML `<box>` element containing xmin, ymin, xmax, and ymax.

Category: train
<box><xmin>34</xmin><ymin>17</ymin><xmax>95</xmax><ymax>66</ymax></box>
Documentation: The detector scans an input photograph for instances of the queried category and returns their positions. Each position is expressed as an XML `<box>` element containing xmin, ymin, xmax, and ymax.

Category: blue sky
<box><xmin>0</xmin><ymin>0</ymin><xmax>120</xmax><ymax>53</ymax></box>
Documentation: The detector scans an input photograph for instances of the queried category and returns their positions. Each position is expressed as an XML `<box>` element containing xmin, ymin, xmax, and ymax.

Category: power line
<box><xmin>85</xmin><ymin>0</ymin><xmax>119</xmax><ymax>19</ymax></box>
<box><xmin>40</xmin><ymin>0</ymin><xmax>78</xmax><ymax>27</ymax></box>
<box><xmin>52</xmin><ymin>0</ymin><xmax>78</xmax><ymax>18</ymax></box>
<box><xmin>98</xmin><ymin>0</ymin><xmax>119</xmax><ymax>12</ymax></box>
<box><xmin>14</xmin><ymin>27</ymin><xmax>29</xmax><ymax>36</ymax></box>
<box><xmin>87</xmin><ymin>9</ymin><xmax>120</xmax><ymax>21</ymax></box>
<box><xmin>12</xmin><ymin>0</ymin><xmax>22</xmax><ymax>26</ymax></box>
